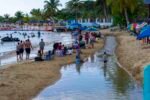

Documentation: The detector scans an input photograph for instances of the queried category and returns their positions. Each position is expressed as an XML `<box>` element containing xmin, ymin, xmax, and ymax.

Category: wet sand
<box><xmin>101</xmin><ymin>29</ymin><xmax>146</xmax><ymax>84</ymax></box>
<box><xmin>0</xmin><ymin>39</ymin><xmax>104</xmax><ymax>100</ymax></box>
<box><xmin>116</xmin><ymin>35</ymin><xmax>147</xmax><ymax>84</ymax></box>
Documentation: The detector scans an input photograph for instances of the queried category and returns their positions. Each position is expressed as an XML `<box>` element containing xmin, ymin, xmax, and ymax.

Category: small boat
<box><xmin>1</xmin><ymin>36</ymin><xmax>20</xmax><ymax>42</ymax></box>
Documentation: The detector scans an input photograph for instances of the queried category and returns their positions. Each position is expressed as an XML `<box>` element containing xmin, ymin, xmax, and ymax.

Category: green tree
<box><xmin>4</xmin><ymin>14</ymin><xmax>10</xmax><ymax>22</ymax></box>
<box><xmin>66</xmin><ymin>0</ymin><xmax>81</xmax><ymax>19</ymax></box>
<box><xmin>0</xmin><ymin>16</ymin><xmax>4</xmax><ymax>22</ymax></box>
<box><xmin>96</xmin><ymin>0</ymin><xmax>109</xmax><ymax>18</ymax></box>
<box><xmin>15</xmin><ymin>11</ymin><xmax>24</xmax><ymax>21</ymax></box>
<box><xmin>30</xmin><ymin>8</ymin><xmax>43</xmax><ymax>20</ymax></box>
<box><xmin>23</xmin><ymin>14</ymin><xmax>30</xmax><ymax>23</ymax></box>
<box><xmin>107</xmin><ymin>0</ymin><xmax>138</xmax><ymax>25</ymax></box>
<box><xmin>44</xmin><ymin>0</ymin><xmax>62</xmax><ymax>19</ymax></box>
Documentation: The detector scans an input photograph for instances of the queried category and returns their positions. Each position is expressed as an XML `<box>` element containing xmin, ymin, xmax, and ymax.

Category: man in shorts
<box><xmin>16</xmin><ymin>42</ymin><xmax>20</xmax><ymax>61</ymax></box>
<box><xmin>25</xmin><ymin>39</ymin><xmax>32</xmax><ymax>60</ymax></box>
<box><xmin>39</xmin><ymin>39</ymin><xmax>45</xmax><ymax>56</ymax></box>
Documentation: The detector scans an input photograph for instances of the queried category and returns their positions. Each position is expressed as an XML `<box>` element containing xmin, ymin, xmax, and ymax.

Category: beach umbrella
<box><xmin>84</xmin><ymin>27</ymin><xmax>99</xmax><ymax>32</ymax></box>
<box><xmin>137</xmin><ymin>29</ymin><xmax>150</xmax><ymax>40</ymax></box>
<box><xmin>82</xmin><ymin>22</ymin><xmax>100</xmax><ymax>28</ymax></box>
<box><xmin>67</xmin><ymin>22</ymin><xmax>82</xmax><ymax>29</ymax></box>
<box><xmin>80</xmin><ymin>27</ymin><xmax>87</xmax><ymax>31</ymax></box>
<box><xmin>142</xmin><ymin>25</ymin><xmax>150</xmax><ymax>31</ymax></box>
<box><xmin>70</xmin><ymin>23</ymin><xmax>81</xmax><ymax>27</ymax></box>
<box><xmin>140</xmin><ymin>22</ymin><xmax>147</xmax><ymax>28</ymax></box>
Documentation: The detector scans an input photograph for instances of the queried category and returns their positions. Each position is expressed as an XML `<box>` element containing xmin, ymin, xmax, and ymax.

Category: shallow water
<box><xmin>0</xmin><ymin>31</ymin><xmax>73</xmax><ymax>66</ymax></box>
<box><xmin>33</xmin><ymin>36</ymin><xmax>143</xmax><ymax>100</ymax></box>
<box><xmin>0</xmin><ymin>31</ymin><xmax>73</xmax><ymax>53</ymax></box>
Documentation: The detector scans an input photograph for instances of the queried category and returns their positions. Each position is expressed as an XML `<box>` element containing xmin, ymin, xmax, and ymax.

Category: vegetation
<box><xmin>0</xmin><ymin>0</ymin><xmax>148</xmax><ymax>26</ymax></box>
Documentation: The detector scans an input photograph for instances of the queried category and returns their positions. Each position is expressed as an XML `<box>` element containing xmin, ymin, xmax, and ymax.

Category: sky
<box><xmin>0</xmin><ymin>0</ymin><xmax>69</xmax><ymax>16</ymax></box>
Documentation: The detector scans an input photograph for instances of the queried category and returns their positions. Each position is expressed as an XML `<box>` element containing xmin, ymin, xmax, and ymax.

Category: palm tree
<box><xmin>4</xmin><ymin>14</ymin><xmax>10</xmax><ymax>22</ymax></box>
<box><xmin>30</xmin><ymin>8</ymin><xmax>43</xmax><ymax>20</ymax></box>
<box><xmin>15</xmin><ymin>11</ymin><xmax>24</xmax><ymax>21</ymax></box>
<box><xmin>44</xmin><ymin>0</ymin><xmax>62</xmax><ymax>19</ymax></box>
<box><xmin>0</xmin><ymin>16</ymin><xmax>4</xmax><ymax>22</ymax></box>
<box><xmin>23</xmin><ymin>14</ymin><xmax>30</xmax><ymax>23</ymax></box>
<box><xmin>107</xmin><ymin>0</ymin><xmax>138</xmax><ymax>25</ymax></box>
<box><xmin>66</xmin><ymin>0</ymin><xmax>80</xmax><ymax>20</ymax></box>
<box><xmin>96</xmin><ymin>0</ymin><xmax>109</xmax><ymax>18</ymax></box>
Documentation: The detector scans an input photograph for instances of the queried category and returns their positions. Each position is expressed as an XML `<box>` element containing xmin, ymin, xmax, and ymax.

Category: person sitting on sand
<box><xmin>66</xmin><ymin>47</ymin><xmax>73</xmax><ymax>55</ymax></box>
<box><xmin>55</xmin><ymin>43</ymin><xmax>64</xmax><ymax>57</ymax></box>
<box><xmin>35</xmin><ymin>50</ymin><xmax>43</xmax><ymax>61</ymax></box>
<box><xmin>45</xmin><ymin>50</ymin><xmax>54</xmax><ymax>60</ymax></box>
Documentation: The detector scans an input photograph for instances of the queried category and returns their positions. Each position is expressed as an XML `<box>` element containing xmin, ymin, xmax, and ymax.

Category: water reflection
<box><xmin>75</xmin><ymin>63</ymin><xmax>83</xmax><ymax>74</ymax></box>
<box><xmin>33</xmin><ymin>36</ymin><xmax>142</xmax><ymax>100</ymax></box>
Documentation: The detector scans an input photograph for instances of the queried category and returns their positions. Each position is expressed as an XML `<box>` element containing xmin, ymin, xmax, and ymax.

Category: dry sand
<box><xmin>0</xmin><ymin>39</ymin><xmax>104</xmax><ymax>100</ymax></box>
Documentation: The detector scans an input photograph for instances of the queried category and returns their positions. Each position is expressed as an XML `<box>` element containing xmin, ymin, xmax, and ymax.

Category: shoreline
<box><xmin>101</xmin><ymin>29</ymin><xmax>145</xmax><ymax>85</ymax></box>
<box><xmin>0</xmin><ymin>39</ymin><xmax>104</xmax><ymax>100</ymax></box>
<box><xmin>116</xmin><ymin>35</ymin><xmax>143</xmax><ymax>85</ymax></box>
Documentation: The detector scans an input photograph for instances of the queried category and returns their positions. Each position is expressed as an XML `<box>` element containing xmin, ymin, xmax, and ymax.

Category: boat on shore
<box><xmin>1</xmin><ymin>36</ymin><xmax>20</xmax><ymax>42</ymax></box>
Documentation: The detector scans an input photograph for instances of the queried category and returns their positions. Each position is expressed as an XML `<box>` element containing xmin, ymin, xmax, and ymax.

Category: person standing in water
<box><xmin>25</xmin><ymin>39</ymin><xmax>32</xmax><ymax>60</ymax></box>
<box><xmin>39</xmin><ymin>39</ymin><xmax>45</xmax><ymax>56</ymax></box>
<box><xmin>19</xmin><ymin>40</ymin><xmax>25</xmax><ymax>60</ymax></box>
<box><xmin>16</xmin><ymin>42</ymin><xmax>20</xmax><ymax>61</ymax></box>
<box><xmin>38</xmin><ymin>31</ymin><xmax>41</xmax><ymax>38</ymax></box>
<box><xmin>103</xmin><ymin>51</ymin><xmax>109</xmax><ymax>67</ymax></box>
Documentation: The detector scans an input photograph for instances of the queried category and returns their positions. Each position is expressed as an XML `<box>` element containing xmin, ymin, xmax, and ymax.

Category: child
<box><xmin>35</xmin><ymin>50</ymin><xmax>43</xmax><ymax>61</ymax></box>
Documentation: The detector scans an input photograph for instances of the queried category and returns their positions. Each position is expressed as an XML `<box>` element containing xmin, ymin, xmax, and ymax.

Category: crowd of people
<box><xmin>16</xmin><ymin>39</ymin><xmax>32</xmax><ymax>61</ymax></box>
<box><xmin>71</xmin><ymin>29</ymin><xmax>102</xmax><ymax>63</ymax></box>
<box><xmin>15</xmin><ymin>29</ymin><xmax>102</xmax><ymax>63</ymax></box>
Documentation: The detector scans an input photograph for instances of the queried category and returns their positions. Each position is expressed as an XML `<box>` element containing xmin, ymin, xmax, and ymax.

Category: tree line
<box><xmin>0</xmin><ymin>0</ymin><xmax>148</xmax><ymax>26</ymax></box>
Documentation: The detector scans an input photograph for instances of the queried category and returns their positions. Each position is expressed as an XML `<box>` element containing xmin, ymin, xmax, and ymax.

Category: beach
<box><xmin>0</xmin><ymin>31</ymin><xmax>73</xmax><ymax>66</ymax></box>
<box><xmin>0</xmin><ymin>29</ymin><xmax>146</xmax><ymax>99</ymax></box>
<box><xmin>101</xmin><ymin>29</ymin><xmax>147</xmax><ymax>84</ymax></box>
<box><xmin>0</xmin><ymin>39</ymin><xmax>104</xmax><ymax>100</ymax></box>
<box><xmin>116</xmin><ymin>35</ymin><xmax>149</xmax><ymax>84</ymax></box>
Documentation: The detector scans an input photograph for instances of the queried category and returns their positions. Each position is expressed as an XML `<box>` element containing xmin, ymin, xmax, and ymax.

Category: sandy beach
<box><xmin>0</xmin><ymin>39</ymin><xmax>104</xmax><ymax>100</ymax></box>
<box><xmin>116</xmin><ymin>35</ymin><xmax>150</xmax><ymax>84</ymax></box>
<box><xmin>101</xmin><ymin>29</ymin><xmax>148</xmax><ymax>84</ymax></box>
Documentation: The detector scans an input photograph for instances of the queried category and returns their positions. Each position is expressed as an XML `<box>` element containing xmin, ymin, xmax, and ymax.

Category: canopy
<box><xmin>141</xmin><ymin>25</ymin><xmax>150</xmax><ymax>31</ymax></box>
<box><xmin>82</xmin><ymin>22</ymin><xmax>100</xmax><ymax>27</ymax></box>
<box><xmin>137</xmin><ymin>29</ymin><xmax>150</xmax><ymax>40</ymax></box>
<box><xmin>67</xmin><ymin>23</ymin><xmax>82</xmax><ymax>29</ymax></box>
<box><xmin>84</xmin><ymin>27</ymin><xmax>99</xmax><ymax>32</ymax></box>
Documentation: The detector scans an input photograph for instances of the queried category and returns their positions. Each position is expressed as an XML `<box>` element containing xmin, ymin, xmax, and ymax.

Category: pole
<box><xmin>149</xmin><ymin>4</ymin><xmax>150</xmax><ymax>18</ymax></box>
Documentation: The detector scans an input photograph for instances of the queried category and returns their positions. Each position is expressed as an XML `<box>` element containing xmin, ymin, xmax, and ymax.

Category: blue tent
<box><xmin>67</xmin><ymin>23</ymin><xmax>82</xmax><ymax>29</ymax></box>
<box><xmin>82</xmin><ymin>22</ymin><xmax>100</xmax><ymax>27</ymax></box>
<box><xmin>84</xmin><ymin>27</ymin><xmax>99</xmax><ymax>31</ymax></box>
<box><xmin>137</xmin><ymin>29</ymin><xmax>150</xmax><ymax>40</ymax></box>
<box><xmin>141</xmin><ymin>25</ymin><xmax>150</xmax><ymax>31</ymax></box>
<box><xmin>80</xmin><ymin>27</ymin><xmax>87</xmax><ymax>31</ymax></box>
<box><xmin>70</xmin><ymin>23</ymin><xmax>81</xmax><ymax>26</ymax></box>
